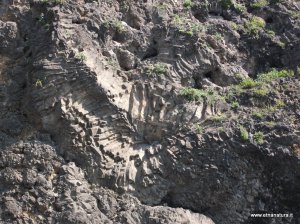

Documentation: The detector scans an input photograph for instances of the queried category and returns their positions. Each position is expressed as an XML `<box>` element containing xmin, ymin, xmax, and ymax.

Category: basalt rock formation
<box><xmin>0</xmin><ymin>0</ymin><xmax>299</xmax><ymax>223</ymax></box>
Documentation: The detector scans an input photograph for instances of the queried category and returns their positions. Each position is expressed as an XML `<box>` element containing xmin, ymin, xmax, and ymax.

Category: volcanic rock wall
<box><xmin>0</xmin><ymin>0</ymin><xmax>299</xmax><ymax>223</ymax></box>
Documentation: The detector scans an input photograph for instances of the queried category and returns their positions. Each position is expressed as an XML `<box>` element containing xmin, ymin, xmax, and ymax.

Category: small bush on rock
<box><xmin>257</xmin><ymin>69</ymin><xmax>294</xmax><ymax>82</ymax></box>
<box><xmin>244</xmin><ymin>16</ymin><xmax>266</xmax><ymax>34</ymax></box>
<box><xmin>179</xmin><ymin>87</ymin><xmax>223</xmax><ymax>103</ymax></box>
<box><xmin>239</xmin><ymin>78</ymin><xmax>259</xmax><ymax>89</ymax></box>
<box><xmin>75</xmin><ymin>52</ymin><xmax>87</xmax><ymax>62</ymax></box>
<box><xmin>183</xmin><ymin>0</ymin><xmax>193</xmax><ymax>9</ymax></box>
<box><xmin>231</xmin><ymin>101</ymin><xmax>239</xmax><ymax>109</ymax></box>
<box><xmin>252</xmin><ymin>0</ymin><xmax>269</xmax><ymax>9</ymax></box>
<box><xmin>239</xmin><ymin>125</ymin><xmax>249</xmax><ymax>141</ymax></box>
<box><xmin>254</xmin><ymin>131</ymin><xmax>264</xmax><ymax>144</ymax></box>
<box><xmin>146</xmin><ymin>63</ymin><xmax>168</xmax><ymax>76</ymax></box>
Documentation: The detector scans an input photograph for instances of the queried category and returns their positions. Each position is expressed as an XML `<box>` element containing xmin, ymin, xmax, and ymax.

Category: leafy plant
<box><xmin>210</xmin><ymin>114</ymin><xmax>226</xmax><ymax>123</ymax></box>
<box><xmin>183</xmin><ymin>0</ymin><xmax>193</xmax><ymax>9</ymax></box>
<box><xmin>275</xmin><ymin>99</ymin><xmax>285</xmax><ymax>108</ymax></box>
<box><xmin>35</xmin><ymin>79</ymin><xmax>43</xmax><ymax>88</ymax></box>
<box><xmin>75</xmin><ymin>52</ymin><xmax>87</xmax><ymax>62</ymax></box>
<box><xmin>53</xmin><ymin>0</ymin><xmax>64</xmax><ymax>4</ymax></box>
<box><xmin>191</xmin><ymin>24</ymin><xmax>207</xmax><ymax>34</ymax></box>
<box><xmin>253</xmin><ymin>86</ymin><xmax>269</xmax><ymax>97</ymax></box>
<box><xmin>179</xmin><ymin>87</ymin><xmax>207</xmax><ymax>101</ymax></box>
<box><xmin>288</xmin><ymin>9</ymin><xmax>300</xmax><ymax>20</ymax></box>
<box><xmin>244</xmin><ymin>16</ymin><xmax>266</xmax><ymax>34</ymax></box>
<box><xmin>146</xmin><ymin>63</ymin><xmax>168</xmax><ymax>76</ymax></box>
<box><xmin>179</xmin><ymin>87</ymin><xmax>223</xmax><ymax>103</ymax></box>
<box><xmin>276</xmin><ymin>41</ymin><xmax>285</xmax><ymax>49</ymax></box>
<box><xmin>239</xmin><ymin>78</ymin><xmax>260</xmax><ymax>89</ymax></box>
<box><xmin>254</xmin><ymin>131</ymin><xmax>264</xmax><ymax>144</ymax></box>
<box><xmin>251</xmin><ymin>0</ymin><xmax>269</xmax><ymax>9</ymax></box>
<box><xmin>114</xmin><ymin>20</ymin><xmax>125</xmax><ymax>33</ymax></box>
<box><xmin>213</xmin><ymin>33</ymin><xmax>224</xmax><ymax>43</ymax></box>
<box><xmin>218</xmin><ymin>127</ymin><xmax>225</xmax><ymax>132</ymax></box>
<box><xmin>257</xmin><ymin>69</ymin><xmax>294</xmax><ymax>82</ymax></box>
<box><xmin>206</xmin><ymin>88</ymin><xmax>224</xmax><ymax>104</ymax></box>
<box><xmin>237</xmin><ymin>69</ymin><xmax>293</xmax><ymax>90</ymax></box>
<box><xmin>173</xmin><ymin>15</ymin><xmax>206</xmax><ymax>36</ymax></box>
<box><xmin>230</xmin><ymin>21</ymin><xmax>239</xmax><ymax>30</ymax></box>
<box><xmin>252</xmin><ymin>111</ymin><xmax>264</xmax><ymax>119</ymax></box>
<box><xmin>234</xmin><ymin>3</ymin><xmax>246</xmax><ymax>13</ymax></box>
<box><xmin>195</xmin><ymin>124</ymin><xmax>203</xmax><ymax>134</ymax></box>
<box><xmin>266</xmin><ymin>29</ymin><xmax>275</xmax><ymax>38</ymax></box>
<box><xmin>261</xmin><ymin>121</ymin><xmax>275</xmax><ymax>127</ymax></box>
<box><xmin>231</xmin><ymin>101</ymin><xmax>239</xmax><ymax>109</ymax></box>
<box><xmin>173</xmin><ymin>14</ymin><xmax>184</xmax><ymax>24</ymax></box>
<box><xmin>239</xmin><ymin>125</ymin><xmax>249</xmax><ymax>141</ymax></box>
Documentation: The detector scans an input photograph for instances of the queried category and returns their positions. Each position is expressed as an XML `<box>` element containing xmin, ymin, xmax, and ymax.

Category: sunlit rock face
<box><xmin>0</xmin><ymin>0</ymin><xmax>299</xmax><ymax>223</ymax></box>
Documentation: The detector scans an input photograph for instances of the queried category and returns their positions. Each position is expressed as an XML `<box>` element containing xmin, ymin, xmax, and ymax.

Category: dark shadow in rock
<box><xmin>141</xmin><ymin>47</ymin><xmax>158</xmax><ymax>61</ymax></box>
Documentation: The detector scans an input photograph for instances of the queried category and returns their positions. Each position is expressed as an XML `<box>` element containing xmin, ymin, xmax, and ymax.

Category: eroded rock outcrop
<box><xmin>0</xmin><ymin>0</ymin><xmax>299</xmax><ymax>223</ymax></box>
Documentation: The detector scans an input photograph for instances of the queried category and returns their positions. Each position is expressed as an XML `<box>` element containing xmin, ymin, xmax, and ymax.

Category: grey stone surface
<box><xmin>0</xmin><ymin>0</ymin><xmax>299</xmax><ymax>223</ymax></box>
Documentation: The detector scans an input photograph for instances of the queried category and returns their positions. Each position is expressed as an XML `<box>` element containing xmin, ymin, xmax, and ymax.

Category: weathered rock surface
<box><xmin>0</xmin><ymin>0</ymin><xmax>299</xmax><ymax>223</ymax></box>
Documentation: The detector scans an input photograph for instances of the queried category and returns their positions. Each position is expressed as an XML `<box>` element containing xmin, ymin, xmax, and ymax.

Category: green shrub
<box><xmin>266</xmin><ymin>30</ymin><xmax>275</xmax><ymax>38</ymax></box>
<box><xmin>114</xmin><ymin>20</ymin><xmax>125</xmax><ymax>33</ymax></box>
<box><xmin>253</xmin><ymin>131</ymin><xmax>264</xmax><ymax>144</ymax></box>
<box><xmin>257</xmin><ymin>69</ymin><xmax>294</xmax><ymax>82</ymax></box>
<box><xmin>288</xmin><ymin>9</ymin><xmax>300</xmax><ymax>20</ymax></box>
<box><xmin>183</xmin><ymin>0</ymin><xmax>193</xmax><ymax>8</ymax></box>
<box><xmin>218</xmin><ymin>127</ymin><xmax>225</xmax><ymax>132</ymax></box>
<box><xmin>209</xmin><ymin>114</ymin><xmax>226</xmax><ymax>123</ymax></box>
<box><xmin>173</xmin><ymin>14</ymin><xmax>184</xmax><ymax>24</ymax></box>
<box><xmin>213</xmin><ymin>33</ymin><xmax>224</xmax><ymax>42</ymax></box>
<box><xmin>239</xmin><ymin>125</ymin><xmax>249</xmax><ymax>141</ymax></box>
<box><xmin>35</xmin><ymin>79</ymin><xmax>43</xmax><ymax>88</ymax></box>
<box><xmin>276</xmin><ymin>41</ymin><xmax>285</xmax><ymax>49</ymax></box>
<box><xmin>195</xmin><ymin>124</ymin><xmax>203</xmax><ymax>134</ymax></box>
<box><xmin>179</xmin><ymin>87</ymin><xmax>222</xmax><ymax>103</ymax></box>
<box><xmin>174</xmin><ymin>15</ymin><xmax>206</xmax><ymax>36</ymax></box>
<box><xmin>54</xmin><ymin>0</ymin><xmax>64</xmax><ymax>4</ymax></box>
<box><xmin>275</xmin><ymin>99</ymin><xmax>285</xmax><ymax>108</ymax></box>
<box><xmin>252</xmin><ymin>111</ymin><xmax>264</xmax><ymax>119</ymax></box>
<box><xmin>191</xmin><ymin>24</ymin><xmax>207</xmax><ymax>34</ymax></box>
<box><xmin>261</xmin><ymin>121</ymin><xmax>275</xmax><ymax>127</ymax></box>
<box><xmin>75</xmin><ymin>52</ymin><xmax>87</xmax><ymax>62</ymax></box>
<box><xmin>253</xmin><ymin>87</ymin><xmax>269</xmax><ymax>97</ymax></box>
<box><xmin>244</xmin><ymin>16</ymin><xmax>266</xmax><ymax>34</ymax></box>
<box><xmin>179</xmin><ymin>87</ymin><xmax>206</xmax><ymax>101</ymax></box>
<box><xmin>230</xmin><ymin>21</ymin><xmax>239</xmax><ymax>30</ymax></box>
<box><xmin>237</xmin><ymin>69</ymin><xmax>293</xmax><ymax>90</ymax></box>
<box><xmin>146</xmin><ymin>63</ymin><xmax>168</xmax><ymax>76</ymax></box>
<box><xmin>239</xmin><ymin>78</ymin><xmax>259</xmax><ymax>88</ymax></box>
<box><xmin>234</xmin><ymin>3</ymin><xmax>246</xmax><ymax>13</ymax></box>
<box><xmin>231</xmin><ymin>101</ymin><xmax>239</xmax><ymax>109</ymax></box>
<box><xmin>252</xmin><ymin>0</ymin><xmax>269</xmax><ymax>9</ymax></box>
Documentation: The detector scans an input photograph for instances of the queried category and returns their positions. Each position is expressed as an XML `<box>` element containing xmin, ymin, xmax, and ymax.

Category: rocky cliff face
<box><xmin>0</xmin><ymin>0</ymin><xmax>299</xmax><ymax>223</ymax></box>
